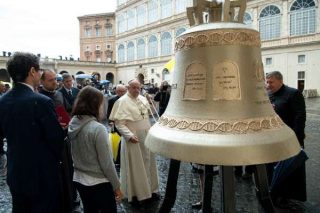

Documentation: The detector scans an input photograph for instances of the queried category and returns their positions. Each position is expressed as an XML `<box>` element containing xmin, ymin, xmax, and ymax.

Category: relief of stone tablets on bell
<box><xmin>183</xmin><ymin>62</ymin><xmax>207</xmax><ymax>100</ymax></box>
<box><xmin>212</xmin><ymin>60</ymin><xmax>241</xmax><ymax>101</ymax></box>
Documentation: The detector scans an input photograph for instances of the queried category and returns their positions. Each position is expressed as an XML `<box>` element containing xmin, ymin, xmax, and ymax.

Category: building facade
<box><xmin>78</xmin><ymin>13</ymin><xmax>116</xmax><ymax>63</ymax></box>
<box><xmin>0</xmin><ymin>56</ymin><xmax>117</xmax><ymax>83</ymax></box>
<box><xmin>76</xmin><ymin>0</ymin><xmax>319</xmax><ymax>95</ymax></box>
<box><xmin>115</xmin><ymin>0</ymin><xmax>193</xmax><ymax>85</ymax></box>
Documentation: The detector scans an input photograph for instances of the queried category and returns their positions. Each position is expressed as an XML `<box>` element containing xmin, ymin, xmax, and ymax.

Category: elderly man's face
<box><xmin>116</xmin><ymin>86</ymin><xmax>127</xmax><ymax>97</ymax></box>
<box><xmin>128</xmin><ymin>81</ymin><xmax>141</xmax><ymax>98</ymax></box>
<box><xmin>266</xmin><ymin>76</ymin><xmax>283</xmax><ymax>94</ymax></box>
<box><xmin>41</xmin><ymin>72</ymin><xmax>57</xmax><ymax>91</ymax></box>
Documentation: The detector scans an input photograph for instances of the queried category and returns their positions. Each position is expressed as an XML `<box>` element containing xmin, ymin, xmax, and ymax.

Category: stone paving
<box><xmin>0</xmin><ymin>98</ymin><xmax>319</xmax><ymax>213</ymax></box>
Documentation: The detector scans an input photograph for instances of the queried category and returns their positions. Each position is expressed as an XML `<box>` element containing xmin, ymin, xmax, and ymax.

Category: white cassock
<box><xmin>109</xmin><ymin>93</ymin><xmax>159</xmax><ymax>202</ymax></box>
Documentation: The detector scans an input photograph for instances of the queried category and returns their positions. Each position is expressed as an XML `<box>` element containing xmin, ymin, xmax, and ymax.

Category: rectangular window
<box><xmin>298</xmin><ymin>55</ymin><xmax>305</xmax><ymax>64</ymax></box>
<box><xmin>298</xmin><ymin>71</ymin><xmax>305</xmax><ymax>79</ymax></box>
<box><xmin>96</xmin><ymin>28</ymin><xmax>101</xmax><ymax>37</ymax></box>
<box><xmin>96</xmin><ymin>45</ymin><xmax>101</xmax><ymax>50</ymax></box>
<box><xmin>151</xmin><ymin>78</ymin><xmax>154</xmax><ymax>83</ymax></box>
<box><xmin>106</xmin><ymin>44</ymin><xmax>112</xmax><ymax>49</ymax></box>
<box><xmin>161</xmin><ymin>0</ymin><xmax>172</xmax><ymax>19</ymax></box>
<box><xmin>266</xmin><ymin>57</ymin><xmax>272</xmax><ymax>65</ymax></box>
<box><xmin>85</xmin><ymin>28</ymin><xmax>91</xmax><ymax>37</ymax></box>
<box><xmin>148</xmin><ymin>1</ymin><xmax>158</xmax><ymax>23</ymax></box>
<box><xmin>106</xmin><ymin>26</ymin><xmax>113</xmax><ymax>36</ymax></box>
<box><xmin>260</xmin><ymin>15</ymin><xmax>281</xmax><ymax>40</ymax></box>
<box><xmin>151</xmin><ymin>68</ymin><xmax>155</xmax><ymax>74</ymax></box>
<box><xmin>86</xmin><ymin>46</ymin><xmax>90</xmax><ymax>51</ymax></box>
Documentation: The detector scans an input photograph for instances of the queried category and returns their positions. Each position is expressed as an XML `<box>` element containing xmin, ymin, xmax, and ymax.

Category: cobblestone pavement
<box><xmin>0</xmin><ymin>98</ymin><xmax>319</xmax><ymax>213</ymax></box>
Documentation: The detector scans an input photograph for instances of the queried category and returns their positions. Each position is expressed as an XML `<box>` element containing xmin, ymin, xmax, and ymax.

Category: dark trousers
<box><xmin>11</xmin><ymin>191</ymin><xmax>61</xmax><ymax>213</ymax></box>
<box><xmin>74</xmin><ymin>182</ymin><xmax>117</xmax><ymax>213</ymax></box>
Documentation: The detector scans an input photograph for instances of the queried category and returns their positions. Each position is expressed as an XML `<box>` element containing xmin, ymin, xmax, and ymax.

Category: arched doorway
<box><xmin>0</xmin><ymin>69</ymin><xmax>10</xmax><ymax>82</ymax></box>
<box><xmin>137</xmin><ymin>73</ymin><xmax>144</xmax><ymax>84</ymax></box>
<box><xmin>59</xmin><ymin>70</ymin><xmax>68</xmax><ymax>74</ymax></box>
<box><xmin>76</xmin><ymin>71</ymin><xmax>85</xmax><ymax>75</ymax></box>
<box><xmin>106</xmin><ymin>72</ymin><xmax>114</xmax><ymax>84</ymax></box>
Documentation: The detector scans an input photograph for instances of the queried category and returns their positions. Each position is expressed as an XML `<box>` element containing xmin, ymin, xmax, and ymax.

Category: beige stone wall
<box><xmin>78</xmin><ymin>13</ymin><xmax>116</xmax><ymax>63</ymax></box>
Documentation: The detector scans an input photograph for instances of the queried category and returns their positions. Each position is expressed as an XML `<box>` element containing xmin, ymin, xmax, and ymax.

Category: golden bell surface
<box><xmin>145</xmin><ymin>1</ymin><xmax>300</xmax><ymax>165</ymax></box>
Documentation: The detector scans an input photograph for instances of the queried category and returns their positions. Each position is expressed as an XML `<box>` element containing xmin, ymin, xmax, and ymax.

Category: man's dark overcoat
<box><xmin>0</xmin><ymin>83</ymin><xmax>67</xmax><ymax>211</ymax></box>
<box><xmin>269</xmin><ymin>84</ymin><xmax>307</xmax><ymax>201</ymax></box>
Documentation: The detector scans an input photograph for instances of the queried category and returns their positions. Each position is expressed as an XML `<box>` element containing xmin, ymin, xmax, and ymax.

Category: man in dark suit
<box><xmin>0</xmin><ymin>82</ymin><xmax>6</xmax><ymax>178</ymax></box>
<box><xmin>106</xmin><ymin>84</ymin><xmax>127</xmax><ymax>165</ymax></box>
<box><xmin>39</xmin><ymin>69</ymin><xmax>77</xmax><ymax>212</ymax></box>
<box><xmin>39</xmin><ymin>69</ymin><xmax>64</xmax><ymax>107</ymax></box>
<box><xmin>266</xmin><ymin>71</ymin><xmax>307</xmax><ymax>207</ymax></box>
<box><xmin>106</xmin><ymin>84</ymin><xmax>127</xmax><ymax>120</ymax></box>
<box><xmin>58</xmin><ymin>73</ymin><xmax>80</xmax><ymax>114</ymax></box>
<box><xmin>0</xmin><ymin>52</ymin><xmax>68</xmax><ymax>213</ymax></box>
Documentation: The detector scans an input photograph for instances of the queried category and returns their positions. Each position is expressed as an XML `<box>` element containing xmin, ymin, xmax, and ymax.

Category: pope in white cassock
<box><xmin>109</xmin><ymin>79</ymin><xmax>159</xmax><ymax>203</ymax></box>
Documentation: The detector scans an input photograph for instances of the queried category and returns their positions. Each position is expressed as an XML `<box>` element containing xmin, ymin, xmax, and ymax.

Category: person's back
<box><xmin>68</xmin><ymin>86</ymin><xmax>122</xmax><ymax>213</ymax></box>
<box><xmin>154</xmin><ymin>81</ymin><xmax>170</xmax><ymax>116</ymax></box>
<box><xmin>0</xmin><ymin>85</ymin><xmax>63</xmax><ymax>191</ymax></box>
<box><xmin>0</xmin><ymin>52</ymin><xmax>67</xmax><ymax>213</ymax></box>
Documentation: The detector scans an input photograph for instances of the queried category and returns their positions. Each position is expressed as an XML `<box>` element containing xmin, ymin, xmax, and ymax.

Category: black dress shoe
<box><xmin>151</xmin><ymin>193</ymin><xmax>161</xmax><ymax>201</ymax></box>
<box><xmin>192</xmin><ymin>201</ymin><xmax>202</xmax><ymax>209</ymax></box>
<box><xmin>129</xmin><ymin>197</ymin><xmax>141</xmax><ymax>208</ymax></box>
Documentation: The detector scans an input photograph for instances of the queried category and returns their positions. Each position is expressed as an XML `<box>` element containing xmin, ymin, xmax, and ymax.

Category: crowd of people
<box><xmin>0</xmin><ymin>52</ymin><xmax>307</xmax><ymax>212</ymax></box>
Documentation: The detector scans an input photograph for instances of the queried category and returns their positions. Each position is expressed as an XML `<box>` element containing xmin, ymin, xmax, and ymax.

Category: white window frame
<box><xmin>290</xmin><ymin>0</ymin><xmax>316</xmax><ymax>36</ymax></box>
<box><xmin>298</xmin><ymin>54</ymin><xmax>306</xmax><ymax>64</ymax></box>
<box><xmin>161</xmin><ymin>32</ymin><xmax>172</xmax><ymax>56</ymax></box>
<box><xmin>137</xmin><ymin>5</ymin><xmax>146</xmax><ymax>27</ymax></box>
<box><xmin>127</xmin><ymin>9</ymin><xmax>136</xmax><ymax>30</ymax></box>
<box><xmin>161</xmin><ymin>0</ymin><xmax>172</xmax><ymax>19</ymax></box>
<box><xmin>259</xmin><ymin>5</ymin><xmax>281</xmax><ymax>40</ymax></box>
<box><xmin>148</xmin><ymin>35</ymin><xmax>158</xmax><ymax>58</ymax></box>
<box><xmin>137</xmin><ymin>38</ymin><xmax>146</xmax><ymax>60</ymax></box>
<box><xmin>118</xmin><ymin>44</ymin><xmax>125</xmax><ymax>63</ymax></box>
<box><xmin>148</xmin><ymin>0</ymin><xmax>158</xmax><ymax>23</ymax></box>
<box><xmin>266</xmin><ymin>57</ymin><xmax>273</xmax><ymax>65</ymax></box>
<box><xmin>127</xmin><ymin>41</ymin><xmax>135</xmax><ymax>61</ymax></box>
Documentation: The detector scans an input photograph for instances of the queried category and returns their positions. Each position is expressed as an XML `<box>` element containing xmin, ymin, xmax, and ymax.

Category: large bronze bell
<box><xmin>145</xmin><ymin>0</ymin><xmax>300</xmax><ymax>165</ymax></box>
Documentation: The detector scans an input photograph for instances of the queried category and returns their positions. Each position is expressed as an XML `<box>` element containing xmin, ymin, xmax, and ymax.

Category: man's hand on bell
<box><xmin>129</xmin><ymin>135</ymin><xmax>139</xmax><ymax>143</ymax></box>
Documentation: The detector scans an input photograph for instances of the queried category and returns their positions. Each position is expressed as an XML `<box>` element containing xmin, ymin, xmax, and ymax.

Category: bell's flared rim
<box><xmin>145</xmin><ymin>123</ymin><xmax>301</xmax><ymax>166</ymax></box>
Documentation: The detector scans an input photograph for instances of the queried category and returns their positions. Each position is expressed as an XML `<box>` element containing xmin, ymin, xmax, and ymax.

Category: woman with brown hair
<box><xmin>68</xmin><ymin>86</ymin><xmax>122</xmax><ymax>213</ymax></box>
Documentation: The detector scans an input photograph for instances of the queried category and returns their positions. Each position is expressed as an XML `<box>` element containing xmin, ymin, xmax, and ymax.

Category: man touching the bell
<box><xmin>266</xmin><ymin>71</ymin><xmax>307</xmax><ymax>206</ymax></box>
<box><xmin>109</xmin><ymin>79</ymin><xmax>159</xmax><ymax>205</ymax></box>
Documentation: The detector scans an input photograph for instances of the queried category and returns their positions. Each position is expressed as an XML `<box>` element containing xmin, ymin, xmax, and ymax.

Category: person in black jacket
<box><xmin>39</xmin><ymin>69</ymin><xmax>77</xmax><ymax>212</ymax></box>
<box><xmin>0</xmin><ymin>52</ymin><xmax>69</xmax><ymax>213</ymax></box>
<box><xmin>106</xmin><ymin>84</ymin><xmax>127</xmax><ymax>165</ymax></box>
<box><xmin>106</xmin><ymin>84</ymin><xmax>127</xmax><ymax>120</ymax></box>
<box><xmin>266</xmin><ymin>71</ymin><xmax>307</xmax><ymax>207</ymax></box>
<box><xmin>58</xmin><ymin>73</ymin><xmax>80</xmax><ymax>115</ymax></box>
<box><xmin>153</xmin><ymin>81</ymin><xmax>170</xmax><ymax>116</ymax></box>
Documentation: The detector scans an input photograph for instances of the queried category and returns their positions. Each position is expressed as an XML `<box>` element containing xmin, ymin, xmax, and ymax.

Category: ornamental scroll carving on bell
<box><xmin>158</xmin><ymin>115</ymin><xmax>284</xmax><ymax>134</ymax></box>
<box><xmin>175</xmin><ymin>30</ymin><xmax>261</xmax><ymax>52</ymax></box>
